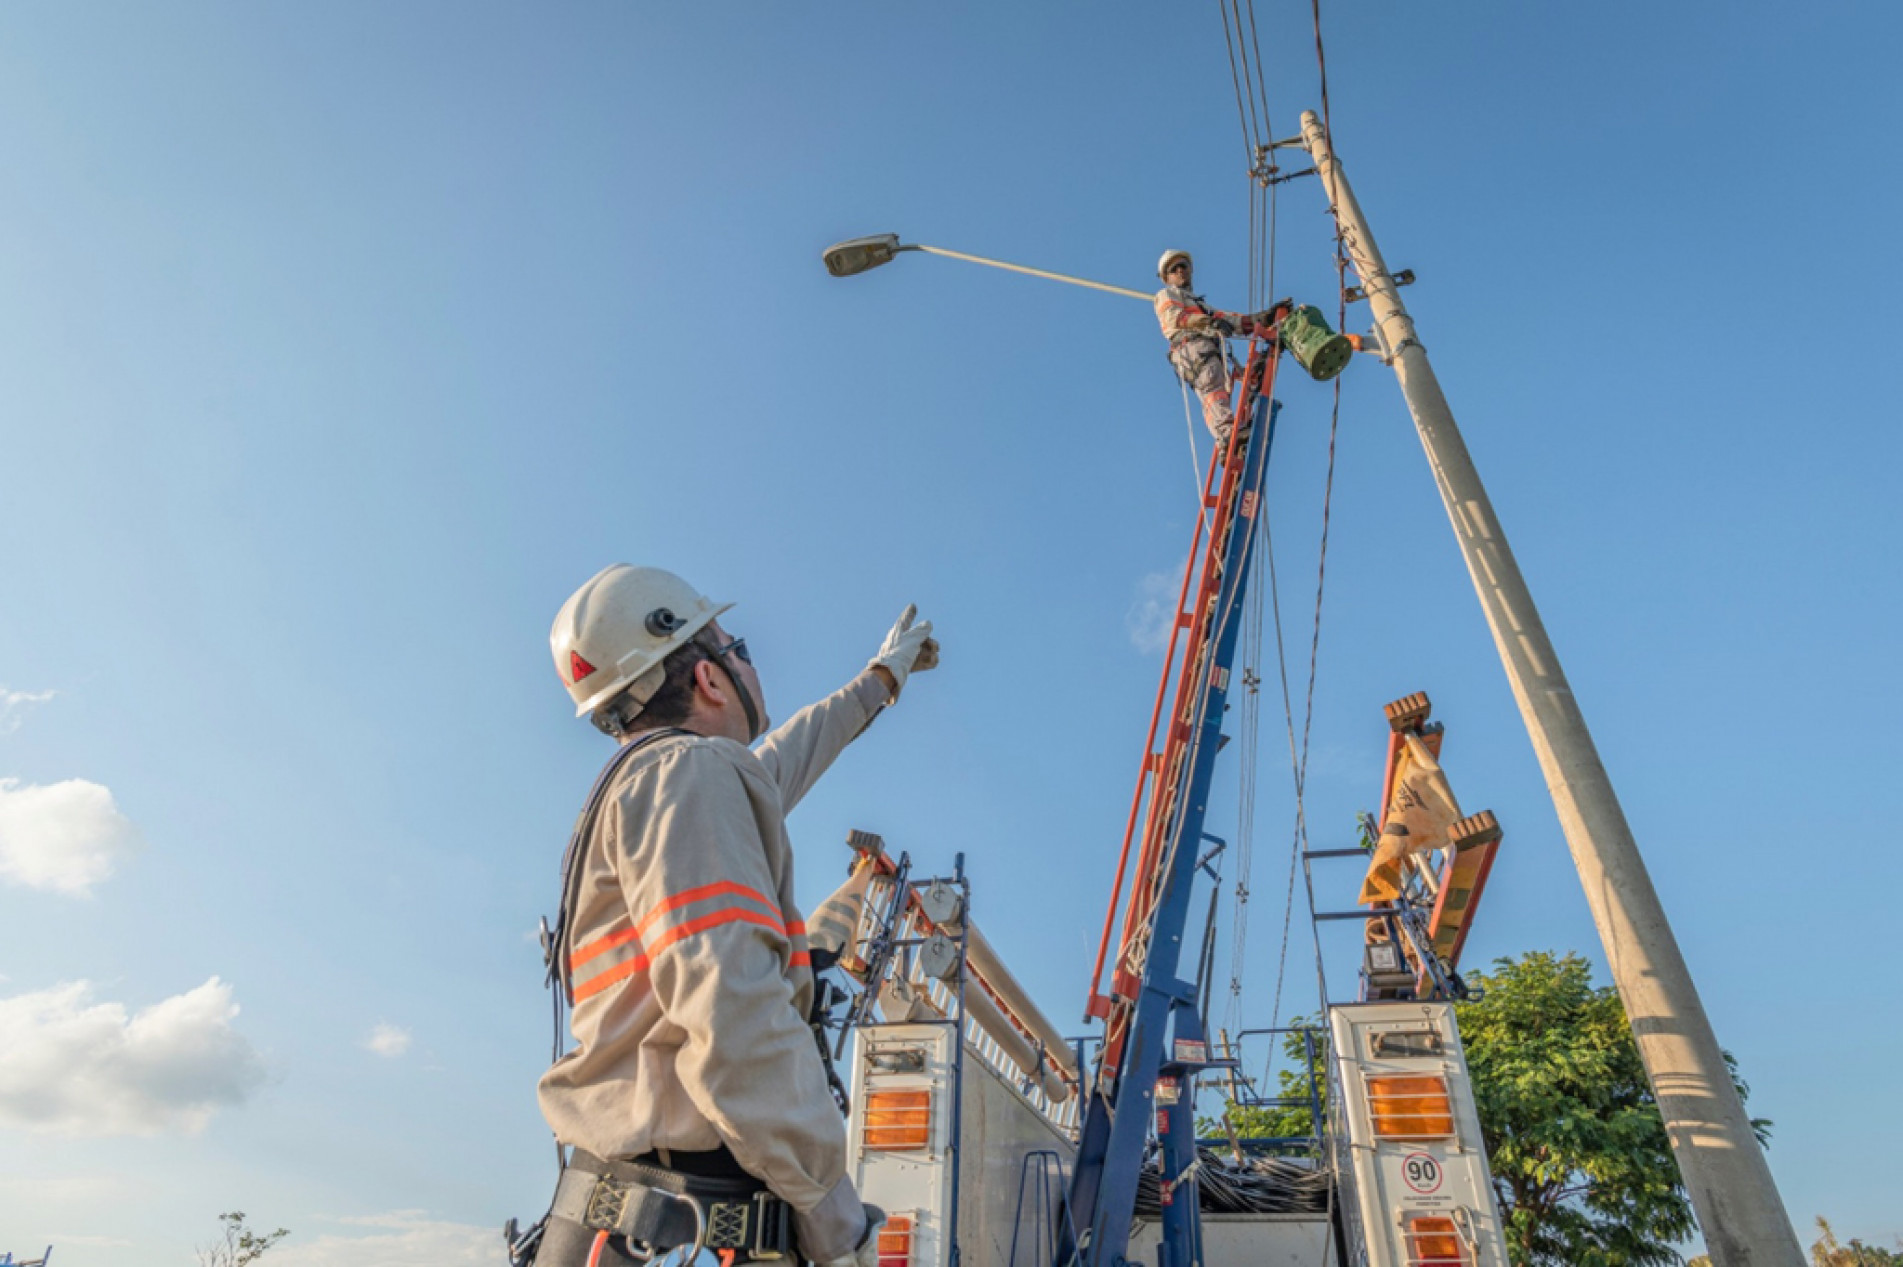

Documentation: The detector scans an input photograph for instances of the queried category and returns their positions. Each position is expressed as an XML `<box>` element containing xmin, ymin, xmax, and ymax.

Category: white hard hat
<box><xmin>1157</xmin><ymin>249</ymin><xmax>1193</xmax><ymax>280</ymax></box>
<box><xmin>551</xmin><ymin>565</ymin><xmax>734</xmax><ymax>719</ymax></box>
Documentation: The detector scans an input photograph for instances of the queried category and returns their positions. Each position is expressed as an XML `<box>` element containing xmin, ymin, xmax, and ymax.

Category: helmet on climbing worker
<box><xmin>551</xmin><ymin>565</ymin><xmax>734</xmax><ymax>723</ymax></box>
<box><xmin>1157</xmin><ymin>249</ymin><xmax>1193</xmax><ymax>282</ymax></box>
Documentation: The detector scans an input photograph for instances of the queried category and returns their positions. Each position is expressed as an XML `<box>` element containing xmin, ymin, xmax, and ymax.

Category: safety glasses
<box><xmin>712</xmin><ymin>636</ymin><xmax>752</xmax><ymax>666</ymax></box>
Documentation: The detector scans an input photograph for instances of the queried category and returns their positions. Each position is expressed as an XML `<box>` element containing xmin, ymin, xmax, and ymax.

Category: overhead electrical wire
<box><xmin>1211</xmin><ymin>0</ymin><xmax>1291</xmax><ymax>1034</ymax></box>
<box><xmin>1229</xmin><ymin>0</ymin><xmax>1266</xmax><ymax>148</ymax></box>
<box><xmin>1244</xmin><ymin>0</ymin><xmax>1273</xmax><ymax>138</ymax></box>
<box><xmin>1202</xmin><ymin>0</ymin><xmax>1346</xmax><ymax>1071</ymax></box>
<box><xmin>1107</xmin><ymin>0</ymin><xmax>1354</xmax><ymax>1238</ymax></box>
<box><xmin>1311</xmin><ymin>0</ymin><xmax>1334</xmax><ymax>156</ymax></box>
<box><xmin>1215</xmin><ymin>0</ymin><xmax>1278</xmax><ymax>1037</ymax></box>
<box><xmin>1215</xmin><ymin>0</ymin><xmax>1276</xmax><ymax>154</ymax></box>
<box><xmin>1293</xmin><ymin>0</ymin><xmax>1347</xmax><ymax>1033</ymax></box>
<box><xmin>1155</xmin><ymin>0</ymin><xmax>1346</xmax><ymax>1136</ymax></box>
<box><xmin>1216</xmin><ymin>4</ymin><xmax>1255</xmax><ymax>170</ymax></box>
<box><xmin>1224</xmin><ymin>501</ymin><xmax>1266</xmax><ymax>1035</ymax></box>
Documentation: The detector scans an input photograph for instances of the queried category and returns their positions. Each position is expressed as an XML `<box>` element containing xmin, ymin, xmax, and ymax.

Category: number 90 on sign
<box><xmin>1400</xmin><ymin>1152</ymin><xmax>1443</xmax><ymax>1194</ymax></box>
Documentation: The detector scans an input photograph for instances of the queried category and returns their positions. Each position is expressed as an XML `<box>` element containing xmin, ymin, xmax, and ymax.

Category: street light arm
<box><xmin>907</xmin><ymin>245</ymin><xmax>1153</xmax><ymax>302</ymax></box>
<box><xmin>821</xmin><ymin>233</ymin><xmax>1151</xmax><ymax>301</ymax></box>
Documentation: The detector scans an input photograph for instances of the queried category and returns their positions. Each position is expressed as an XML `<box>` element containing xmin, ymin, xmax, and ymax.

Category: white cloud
<box><xmin>0</xmin><ymin>978</ymin><xmax>265</xmax><ymax>1135</ymax></box>
<box><xmin>272</xmin><ymin>1211</ymin><xmax>497</xmax><ymax>1267</ymax></box>
<box><xmin>363</xmin><ymin>1024</ymin><xmax>412</xmax><ymax>1058</ymax></box>
<box><xmin>1125</xmin><ymin>569</ymin><xmax>1182</xmax><ymax>654</ymax></box>
<box><xmin>0</xmin><ymin>777</ymin><xmax>143</xmax><ymax>894</ymax></box>
<box><xmin>0</xmin><ymin>686</ymin><xmax>55</xmax><ymax>735</ymax></box>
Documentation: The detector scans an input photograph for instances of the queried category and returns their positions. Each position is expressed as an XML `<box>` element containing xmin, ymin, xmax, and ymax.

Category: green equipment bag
<box><xmin>1281</xmin><ymin>305</ymin><xmax>1354</xmax><ymax>382</ymax></box>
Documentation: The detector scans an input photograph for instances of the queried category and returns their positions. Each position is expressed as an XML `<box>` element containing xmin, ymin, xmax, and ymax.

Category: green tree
<box><xmin>196</xmin><ymin>1212</ymin><xmax>289</xmax><ymax>1267</ymax></box>
<box><xmin>1197</xmin><ymin>1018</ymin><xmax>1330</xmax><ymax>1147</ymax></box>
<box><xmin>1455</xmin><ymin>951</ymin><xmax>1767</xmax><ymax>1267</ymax></box>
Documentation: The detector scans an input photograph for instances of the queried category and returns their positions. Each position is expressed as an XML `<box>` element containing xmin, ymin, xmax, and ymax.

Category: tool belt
<box><xmin>550</xmin><ymin>1149</ymin><xmax>796</xmax><ymax>1262</ymax></box>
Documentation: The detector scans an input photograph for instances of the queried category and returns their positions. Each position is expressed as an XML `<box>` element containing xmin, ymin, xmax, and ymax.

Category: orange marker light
<box><xmin>1402</xmin><ymin>1214</ymin><xmax>1466</xmax><ymax>1265</ymax></box>
<box><xmin>864</xmin><ymin>1090</ymin><xmax>932</xmax><ymax>1150</ymax></box>
<box><xmin>1366</xmin><ymin>1074</ymin><xmax>1455</xmax><ymax>1140</ymax></box>
<box><xmin>876</xmin><ymin>1214</ymin><xmax>915</xmax><ymax>1267</ymax></box>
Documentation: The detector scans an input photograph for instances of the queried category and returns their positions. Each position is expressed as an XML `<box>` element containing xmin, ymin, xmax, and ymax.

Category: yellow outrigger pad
<box><xmin>1425</xmin><ymin>809</ymin><xmax>1502</xmax><ymax>968</ymax></box>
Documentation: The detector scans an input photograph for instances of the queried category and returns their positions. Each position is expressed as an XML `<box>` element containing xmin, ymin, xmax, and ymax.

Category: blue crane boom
<box><xmin>1063</xmin><ymin>341</ymin><xmax>1284</xmax><ymax>1267</ymax></box>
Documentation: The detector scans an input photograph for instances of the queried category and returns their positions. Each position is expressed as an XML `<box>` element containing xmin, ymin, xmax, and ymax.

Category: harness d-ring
<box><xmin>654</xmin><ymin>1189</ymin><xmax>708</xmax><ymax>1264</ymax></box>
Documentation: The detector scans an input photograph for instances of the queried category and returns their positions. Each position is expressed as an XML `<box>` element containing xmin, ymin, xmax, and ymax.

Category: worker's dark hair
<box><xmin>602</xmin><ymin>627</ymin><xmax>724</xmax><ymax>735</ymax></box>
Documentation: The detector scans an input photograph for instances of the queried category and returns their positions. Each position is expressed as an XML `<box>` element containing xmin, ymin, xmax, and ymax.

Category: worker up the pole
<box><xmin>1153</xmin><ymin>249</ymin><xmax>1358</xmax><ymax>452</ymax></box>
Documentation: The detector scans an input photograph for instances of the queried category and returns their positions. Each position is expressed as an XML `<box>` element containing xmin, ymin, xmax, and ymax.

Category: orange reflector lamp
<box><xmin>864</xmin><ymin>1090</ymin><xmax>932</xmax><ymax>1150</ymax></box>
<box><xmin>1403</xmin><ymin>1213</ymin><xmax>1466</xmax><ymax>1265</ymax></box>
<box><xmin>1365</xmin><ymin>1074</ymin><xmax>1455</xmax><ymax>1140</ymax></box>
<box><xmin>876</xmin><ymin>1214</ymin><xmax>915</xmax><ymax>1267</ymax></box>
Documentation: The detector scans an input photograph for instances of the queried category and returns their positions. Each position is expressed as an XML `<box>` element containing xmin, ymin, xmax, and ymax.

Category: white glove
<box><xmin>818</xmin><ymin>1205</ymin><xmax>885</xmax><ymax>1267</ymax></box>
<box><xmin>867</xmin><ymin>604</ymin><xmax>939</xmax><ymax>699</ymax></box>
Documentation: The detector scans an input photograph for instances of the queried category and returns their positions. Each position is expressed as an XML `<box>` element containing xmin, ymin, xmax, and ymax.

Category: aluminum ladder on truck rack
<box><xmin>1062</xmin><ymin>342</ymin><xmax>1282</xmax><ymax>1267</ymax></box>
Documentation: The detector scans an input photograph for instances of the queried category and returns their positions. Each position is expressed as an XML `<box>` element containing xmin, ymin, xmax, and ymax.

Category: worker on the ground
<box><xmin>1152</xmin><ymin>249</ymin><xmax>1284</xmax><ymax>450</ymax></box>
<box><xmin>528</xmin><ymin>564</ymin><xmax>940</xmax><ymax>1267</ymax></box>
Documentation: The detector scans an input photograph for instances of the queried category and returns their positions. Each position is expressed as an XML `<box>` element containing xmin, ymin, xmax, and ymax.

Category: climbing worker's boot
<box><xmin>1224</xmin><ymin>413</ymin><xmax>1254</xmax><ymax>463</ymax></box>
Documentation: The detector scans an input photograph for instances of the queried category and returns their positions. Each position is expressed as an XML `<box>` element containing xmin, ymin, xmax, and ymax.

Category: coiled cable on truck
<box><xmin>1132</xmin><ymin>1147</ymin><xmax>1332</xmax><ymax>1217</ymax></box>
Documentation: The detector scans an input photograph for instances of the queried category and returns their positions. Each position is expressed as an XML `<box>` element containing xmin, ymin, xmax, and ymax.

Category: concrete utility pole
<box><xmin>1297</xmin><ymin>110</ymin><xmax>1802</xmax><ymax>1265</ymax></box>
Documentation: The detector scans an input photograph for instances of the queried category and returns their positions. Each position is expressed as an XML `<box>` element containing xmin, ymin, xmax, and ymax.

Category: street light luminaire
<box><xmin>822</xmin><ymin>234</ymin><xmax>914</xmax><ymax>278</ymax></box>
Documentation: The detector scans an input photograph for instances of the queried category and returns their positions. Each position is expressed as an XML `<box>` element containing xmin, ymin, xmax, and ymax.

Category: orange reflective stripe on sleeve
<box><xmin>637</xmin><ymin>880</ymin><xmax>783</xmax><ymax>936</ymax></box>
<box><xmin>570</xmin><ymin>880</ymin><xmax>784</xmax><ymax>971</ymax></box>
<box><xmin>572</xmin><ymin>906</ymin><xmax>794</xmax><ymax>1002</ymax></box>
<box><xmin>573</xmin><ymin>955</ymin><xmax>646</xmax><ymax>1003</ymax></box>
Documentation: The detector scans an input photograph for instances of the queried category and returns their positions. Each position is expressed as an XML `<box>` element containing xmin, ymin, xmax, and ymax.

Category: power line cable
<box><xmin>1243</xmin><ymin>0</ymin><xmax>1275</xmax><ymax>144</ymax></box>
<box><xmin>1216</xmin><ymin>0</ymin><xmax>1257</xmax><ymax>168</ymax></box>
<box><xmin>1227</xmin><ymin>0</ymin><xmax>1265</xmax><ymax>147</ymax></box>
<box><xmin>1310</xmin><ymin>0</ymin><xmax>1334</xmax><ymax>148</ymax></box>
<box><xmin>1225</xmin><ymin>519</ymin><xmax>1267</xmax><ymax>1033</ymax></box>
<box><xmin>1260</xmin><ymin>496</ymin><xmax>1304</xmax><ymax>1032</ymax></box>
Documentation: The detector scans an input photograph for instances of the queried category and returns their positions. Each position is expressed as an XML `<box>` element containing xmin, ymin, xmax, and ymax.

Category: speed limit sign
<box><xmin>1401</xmin><ymin>1152</ymin><xmax>1444</xmax><ymax>1195</ymax></box>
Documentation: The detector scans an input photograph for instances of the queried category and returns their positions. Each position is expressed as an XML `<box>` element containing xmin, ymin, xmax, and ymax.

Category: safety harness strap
<box><xmin>551</xmin><ymin>1152</ymin><xmax>795</xmax><ymax>1260</ymax></box>
<box><xmin>551</xmin><ymin>1165</ymin><xmax>683</xmax><ymax>1244</ymax></box>
<box><xmin>550</xmin><ymin>728</ymin><xmax>691</xmax><ymax>999</ymax></box>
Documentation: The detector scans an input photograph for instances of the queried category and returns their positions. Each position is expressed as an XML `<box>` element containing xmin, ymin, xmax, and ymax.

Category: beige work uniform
<box><xmin>538</xmin><ymin>671</ymin><xmax>891</xmax><ymax>1263</ymax></box>
<box><xmin>1155</xmin><ymin>284</ymin><xmax>1246</xmax><ymax>440</ymax></box>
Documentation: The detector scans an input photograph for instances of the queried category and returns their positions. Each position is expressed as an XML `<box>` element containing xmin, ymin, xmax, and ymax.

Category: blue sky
<box><xmin>3</xmin><ymin>3</ymin><xmax>1900</xmax><ymax>1261</ymax></box>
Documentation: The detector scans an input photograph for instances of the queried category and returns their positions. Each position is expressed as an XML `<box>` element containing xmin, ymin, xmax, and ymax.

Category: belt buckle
<box><xmin>750</xmin><ymin>1191</ymin><xmax>789</xmax><ymax>1261</ymax></box>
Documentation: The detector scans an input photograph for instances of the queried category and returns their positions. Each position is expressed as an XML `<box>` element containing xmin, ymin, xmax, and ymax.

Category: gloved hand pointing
<box><xmin>868</xmin><ymin>605</ymin><xmax>939</xmax><ymax>700</ymax></box>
